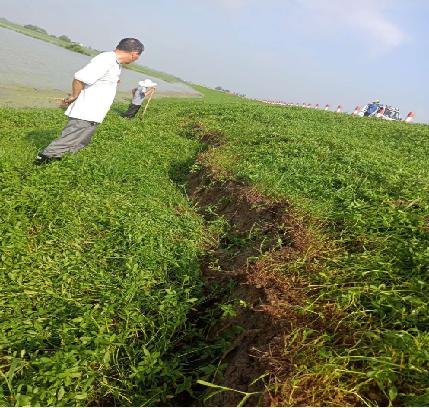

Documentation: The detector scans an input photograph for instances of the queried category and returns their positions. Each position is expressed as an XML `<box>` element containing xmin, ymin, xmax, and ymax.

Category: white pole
<box><xmin>141</xmin><ymin>89</ymin><xmax>155</xmax><ymax>121</ymax></box>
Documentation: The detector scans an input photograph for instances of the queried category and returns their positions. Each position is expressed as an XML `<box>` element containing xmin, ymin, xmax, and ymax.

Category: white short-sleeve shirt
<box><xmin>65</xmin><ymin>51</ymin><xmax>122</xmax><ymax>123</ymax></box>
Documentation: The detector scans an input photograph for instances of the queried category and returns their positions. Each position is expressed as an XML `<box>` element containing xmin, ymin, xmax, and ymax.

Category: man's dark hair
<box><xmin>116</xmin><ymin>38</ymin><xmax>144</xmax><ymax>54</ymax></box>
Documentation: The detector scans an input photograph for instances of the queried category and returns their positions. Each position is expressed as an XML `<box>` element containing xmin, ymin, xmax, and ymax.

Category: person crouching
<box><xmin>121</xmin><ymin>79</ymin><xmax>157</xmax><ymax>118</ymax></box>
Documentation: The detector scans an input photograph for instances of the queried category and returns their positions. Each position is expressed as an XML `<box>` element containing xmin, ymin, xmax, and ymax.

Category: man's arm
<box><xmin>63</xmin><ymin>79</ymin><xmax>85</xmax><ymax>105</ymax></box>
<box><xmin>145</xmin><ymin>87</ymin><xmax>155</xmax><ymax>98</ymax></box>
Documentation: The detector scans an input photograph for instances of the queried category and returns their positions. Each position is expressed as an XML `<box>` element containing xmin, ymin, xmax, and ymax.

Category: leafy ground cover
<box><xmin>0</xmin><ymin>104</ymin><xmax>214</xmax><ymax>405</ymax></box>
<box><xmin>1</xmin><ymin>93</ymin><xmax>428</xmax><ymax>406</ymax></box>
<box><xmin>178</xmin><ymin>99</ymin><xmax>429</xmax><ymax>405</ymax></box>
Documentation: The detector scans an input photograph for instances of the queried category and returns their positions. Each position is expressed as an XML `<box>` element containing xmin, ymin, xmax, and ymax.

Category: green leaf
<box><xmin>388</xmin><ymin>386</ymin><xmax>398</xmax><ymax>403</ymax></box>
<box><xmin>57</xmin><ymin>387</ymin><xmax>65</xmax><ymax>401</ymax></box>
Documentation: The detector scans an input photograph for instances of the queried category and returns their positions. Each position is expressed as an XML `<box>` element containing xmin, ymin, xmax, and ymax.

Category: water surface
<box><xmin>0</xmin><ymin>27</ymin><xmax>200</xmax><ymax>103</ymax></box>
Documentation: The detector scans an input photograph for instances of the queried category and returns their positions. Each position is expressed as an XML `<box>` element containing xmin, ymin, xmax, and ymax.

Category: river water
<box><xmin>0</xmin><ymin>27</ymin><xmax>200</xmax><ymax>99</ymax></box>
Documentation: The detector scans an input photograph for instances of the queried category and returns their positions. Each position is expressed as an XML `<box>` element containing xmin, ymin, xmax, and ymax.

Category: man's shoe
<box><xmin>34</xmin><ymin>154</ymin><xmax>59</xmax><ymax>165</ymax></box>
<box><xmin>34</xmin><ymin>154</ymin><xmax>48</xmax><ymax>165</ymax></box>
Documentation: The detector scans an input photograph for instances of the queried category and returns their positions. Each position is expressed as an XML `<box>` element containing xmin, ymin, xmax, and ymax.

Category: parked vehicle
<box><xmin>358</xmin><ymin>100</ymin><xmax>402</xmax><ymax>121</ymax></box>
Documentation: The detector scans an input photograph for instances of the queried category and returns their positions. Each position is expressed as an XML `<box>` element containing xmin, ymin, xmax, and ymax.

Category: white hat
<box><xmin>138</xmin><ymin>79</ymin><xmax>158</xmax><ymax>88</ymax></box>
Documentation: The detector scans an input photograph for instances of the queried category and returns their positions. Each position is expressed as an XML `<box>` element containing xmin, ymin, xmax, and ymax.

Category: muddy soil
<box><xmin>184</xmin><ymin>126</ymin><xmax>317</xmax><ymax>406</ymax></box>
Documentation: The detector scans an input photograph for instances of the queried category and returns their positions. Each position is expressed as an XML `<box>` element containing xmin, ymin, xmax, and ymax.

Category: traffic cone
<box><xmin>404</xmin><ymin>112</ymin><xmax>415</xmax><ymax>123</ymax></box>
<box><xmin>375</xmin><ymin>107</ymin><xmax>386</xmax><ymax>118</ymax></box>
<box><xmin>352</xmin><ymin>106</ymin><xmax>361</xmax><ymax>115</ymax></box>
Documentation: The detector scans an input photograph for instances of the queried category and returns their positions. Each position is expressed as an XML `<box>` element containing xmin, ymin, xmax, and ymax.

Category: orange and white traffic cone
<box><xmin>404</xmin><ymin>112</ymin><xmax>415</xmax><ymax>123</ymax></box>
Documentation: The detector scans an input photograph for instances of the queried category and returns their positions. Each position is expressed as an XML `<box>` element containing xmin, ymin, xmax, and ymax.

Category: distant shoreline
<box><xmin>0</xmin><ymin>83</ymin><xmax>201</xmax><ymax>109</ymax></box>
<box><xmin>0</xmin><ymin>17</ymin><xmax>192</xmax><ymax>86</ymax></box>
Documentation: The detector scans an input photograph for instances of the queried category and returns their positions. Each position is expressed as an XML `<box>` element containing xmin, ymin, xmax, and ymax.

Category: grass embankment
<box><xmin>0</xmin><ymin>18</ymin><xmax>95</xmax><ymax>56</ymax></box>
<box><xmin>178</xmin><ymin>99</ymin><xmax>429</xmax><ymax>406</ymax></box>
<box><xmin>0</xmin><ymin>104</ymin><xmax>214</xmax><ymax>405</ymax></box>
<box><xmin>0</xmin><ymin>18</ymin><xmax>184</xmax><ymax>84</ymax></box>
<box><xmin>1</xmin><ymin>94</ymin><xmax>428</xmax><ymax>406</ymax></box>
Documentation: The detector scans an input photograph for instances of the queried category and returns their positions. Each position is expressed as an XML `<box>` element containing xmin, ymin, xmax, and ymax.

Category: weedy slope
<box><xmin>0</xmin><ymin>105</ymin><xmax>207</xmax><ymax>405</ymax></box>
<box><xmin>1</xmin><ymin>95</ymin><xmax>428</xmax><ymax>406</ymax></box>
<box><xmin>179</xmin><ymin>98</ymin><xmax>429</xmax><ymax>406</ymax></box>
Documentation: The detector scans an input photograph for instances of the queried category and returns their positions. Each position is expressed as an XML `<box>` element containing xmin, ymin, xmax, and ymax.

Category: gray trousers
<box><xmin>41</xmin><ymin>118</ymin><xmax>99</xmax><ymax>158</ymax></box>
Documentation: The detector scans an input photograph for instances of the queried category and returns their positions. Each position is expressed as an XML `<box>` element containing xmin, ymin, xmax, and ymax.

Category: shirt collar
<box><xmin>113</xmin><ymin>51</ymin><xmax>121</xmax><ymax>65</ymax></box>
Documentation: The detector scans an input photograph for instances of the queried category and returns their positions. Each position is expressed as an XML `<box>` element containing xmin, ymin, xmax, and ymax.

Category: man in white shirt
<box><xmin>36</xmin><ymin>38</ymin><xmax>144</xmax><ymax>163</ymax></box>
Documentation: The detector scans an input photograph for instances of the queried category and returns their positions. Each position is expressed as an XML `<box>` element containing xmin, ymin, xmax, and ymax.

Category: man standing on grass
<box><xmin>36</xmin><ymin>38</ymin><xmax>144</xmax><ymax>163</ymax></box>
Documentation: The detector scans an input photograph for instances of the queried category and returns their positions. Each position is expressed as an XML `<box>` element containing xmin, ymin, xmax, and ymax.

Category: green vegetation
<box><xmin>0</xmin><ymin>90</ymin><xmax>428</xmax><ymax>406</ymax></box>
<box><xmin>64</xmin><ymin>43</ymin><xmax>92</xmax><ymax>55</ymax></box>
<box><xmin>125</xmin><ymin>63</ymin><xmax>185</xmax><ymax>85</ymax></box>
<box><xmin>23</xmin><ymin>25</ymin><xmax>48</xmax><ymax>35</ymax></box>
<box><xmin>0</xmin><ymin>104</ymin><xmax>212</xmax><ymax>405</ymax></box>
<box><xmin>0</xmin><ymin>18</ymin><xmax>93</xmax><ymax>56</ymax></box>
<box><xmin>58</xmin><ymin>35</ymin><xmax>72</xmax><ymax>43</ymax></box>
<box><xmin>179</xmin><ymin>99</ymin><xmax>429</xmax><ymax>405</ymax></box>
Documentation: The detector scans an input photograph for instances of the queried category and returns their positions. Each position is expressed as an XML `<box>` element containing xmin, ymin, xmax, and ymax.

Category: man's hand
<box><xmin>62</xmin><ymin>96</ymin><xmax>78</xmax><ymax>106</ymax></box>
<box><xmin>58</xmin><ymin>79</ymin><xmax>84</xmax><ymax>107</ymax></box>
<box><xmin>146</xmin><ymin>87</ymin><xmax>156</xmax><ymax>97</ymax></box>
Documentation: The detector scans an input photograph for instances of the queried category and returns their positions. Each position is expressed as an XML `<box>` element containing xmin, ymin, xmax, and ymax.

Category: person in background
<box><xmin>36</xmin><ymin>38</ymin><xmax>144</xmax><ymax>163</ymax></box>
<box><xmin>121</xmin><ymin>79</ymin><xmax>157</xmax><ymax>118</ymax></box>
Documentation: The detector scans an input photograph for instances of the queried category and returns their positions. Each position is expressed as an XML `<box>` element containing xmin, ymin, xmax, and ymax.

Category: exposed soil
<box><xmin>187</xmin><ymin>160</ymin><xmax>308</xmax><ymax>406</ymax></box>
<box><xmin>174</xmin><ymin>123</ymin><xmax>363</xmax><ymax>406</ymax></box>
<box><xmin>181</xmin><ymin>124</ymin><xmax>342</xmax><ymax>406</ymax></box>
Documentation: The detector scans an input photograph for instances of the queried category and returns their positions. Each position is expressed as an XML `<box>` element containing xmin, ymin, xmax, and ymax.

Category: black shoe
<box><xmin>34</xmin><ymin>154</ymin><xmax>49</xmax><ymax>165</ymax></box>
<box><xmin>34</xmin><ymin>154</ymin><xmax>60</xmax><ymax>165</ymax></box>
